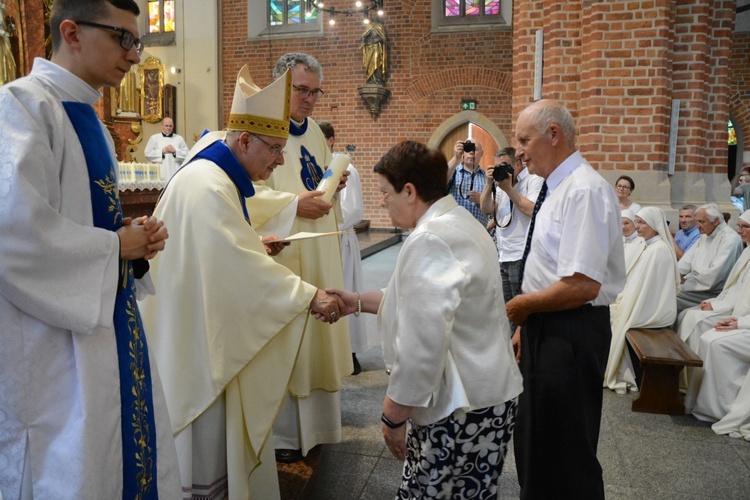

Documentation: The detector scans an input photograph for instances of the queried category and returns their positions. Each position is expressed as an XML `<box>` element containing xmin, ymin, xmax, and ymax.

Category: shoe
<box><xmin>275</xmin><ymin>448</ymin><xmax>303</xmax><ymax>463</ymax></box>
<box><xmin>352</xmin><ymin>353</ymin><xmax>362</xmax><ymax>375</ymax></box>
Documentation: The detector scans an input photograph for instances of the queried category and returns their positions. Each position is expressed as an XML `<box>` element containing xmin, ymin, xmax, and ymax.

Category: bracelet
<box><xmin>381</xmin><ymin>413</ymin><xmax>406</xmax><ymax>429</ymax></box>
<box><xmin>354</xmin><ymin>293</ymin><xmax>362</xmax><ymax>317</ymax></box>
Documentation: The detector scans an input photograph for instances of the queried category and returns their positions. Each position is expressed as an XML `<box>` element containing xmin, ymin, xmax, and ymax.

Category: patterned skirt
<box><xmin>397</xmin><ymin>399</ymin><xmax>518</xmax><ymax>499</ymax></box>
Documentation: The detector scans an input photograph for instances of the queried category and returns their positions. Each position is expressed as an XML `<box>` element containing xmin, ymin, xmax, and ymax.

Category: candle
<box><xmin>315</xmin><ymin>153</ymin><xmax>350</xmax><ymax>203</ymax></box>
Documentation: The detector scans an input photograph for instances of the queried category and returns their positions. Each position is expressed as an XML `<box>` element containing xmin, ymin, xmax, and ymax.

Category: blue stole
<box><xmin>186</xmin><ymin>139</ymin><xmax>255</xmax><ymax>223</ymax></box>
<box><xmin>291</xmin><ymin>119</ymin><xmax>324</xmax><ymax>191</ymax></box>
<box><xmin>62</xmin><ymin>102</ymin><xmax>159</xmax><ymax>499</ymax></box>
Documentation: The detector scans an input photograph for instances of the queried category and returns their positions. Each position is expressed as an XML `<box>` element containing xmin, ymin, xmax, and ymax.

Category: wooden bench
<box><xmin>625</xmin><ymin>327</ymin><xmax>703</xmax><ymax>415</ymax></box>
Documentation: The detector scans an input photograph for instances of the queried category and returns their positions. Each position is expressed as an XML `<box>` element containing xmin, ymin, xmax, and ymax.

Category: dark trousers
<box><xmin>514</xmin><ymin>305</ymin><xmax>611</xmax><ymax>500</ymax></box>
<box><xmin>500</xmin><ymin>259</ymin><xmax>523</xmax><ymax>332</ymax></box>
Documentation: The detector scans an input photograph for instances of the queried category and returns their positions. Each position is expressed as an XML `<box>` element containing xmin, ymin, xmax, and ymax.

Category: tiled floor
<box><xmin>295</xmin><ymin>242</ymin><xmax>750</xmax><ymax>499</ymax></box>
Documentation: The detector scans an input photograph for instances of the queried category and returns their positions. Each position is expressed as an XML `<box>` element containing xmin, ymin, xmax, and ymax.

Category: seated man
<box><xmin>685</xmin><ymin>213</ymin><xmax>750</xmax><ymax>438</ymax></box>
<box><xmin>605</xmin><ymin>207</ymin><xmax>679</xmax><ymax>394</ymax></box>
<box><xmin>687</xmin><ymin>311</ymin><xmax>750</xmax><ymax>440</ymax></box>
<box><xmin>673</xmin><ymin>204</ymin><xmax>700</xmax><ymax>260</ymax></box>
<box><xmin>677</xmin><ymin>210</ymin><xmax>750</xmax><ymax>351</ymax></box>
<box><xmin>676</xmin><ymin>203</ymin><xmax>742</xmax><ymax>314</ymax></box>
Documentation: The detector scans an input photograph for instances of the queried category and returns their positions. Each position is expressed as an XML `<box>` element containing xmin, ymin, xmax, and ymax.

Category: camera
<box><xmin>492</xmin><ymin>162</ymin><xmax>514</xmax><ymax>182</ymax></box>
<box><xmin>462</xmin><ymin>141</ymin><xmax>475</xmax><ymax>153</ymax></box>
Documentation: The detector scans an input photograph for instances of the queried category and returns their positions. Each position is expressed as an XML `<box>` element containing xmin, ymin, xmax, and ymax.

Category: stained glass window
<box><xmin>148</xmin><ymin>1</ymin><xmax>176</xmax><ymax>34</ymax></box>
<box><xmin>269</xmin><ymin>0</ymin><xmax>317</xmax><ymax>26</ymax></box>
<box><xmin>729</xmin><ymin>120</ymin><xmax>737</xmax><ymax>146</ymax></box>
<box><xmin>164</xmin><ymin>1</ymin><xmax>175</xmax><ymax>32</ymax></box>
<box><xmin>148</xmin><ymin>1</ymin><xmax>160</xmax><ymax>33</ymax></box>
<box><xmin>445</xmin><ymin>0</ymin><xmax>500</xmax><ymax>18</ymax></box>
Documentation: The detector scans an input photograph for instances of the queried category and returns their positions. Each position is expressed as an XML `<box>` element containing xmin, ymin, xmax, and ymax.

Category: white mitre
<box><xmin>227</xmin><ymin>65</ymin><xmax>292</xmax><ymax>138</ymax></box>
<box><xmin>182</xmin><ymin>66</ymin><xmax>292</xmax><ymax>165</ymax></box>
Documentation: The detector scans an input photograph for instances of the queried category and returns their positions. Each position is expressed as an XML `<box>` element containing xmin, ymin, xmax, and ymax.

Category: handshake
<box><xmin>309</xmin><ymin>288</ymin><xmax>358</xmax><ymax>324</ymax></box>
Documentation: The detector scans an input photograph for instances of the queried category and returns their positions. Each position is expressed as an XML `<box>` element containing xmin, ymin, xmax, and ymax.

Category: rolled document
<box><xmin>315</xmin><ymin>152</ymin><xmax>350</xmax><ymax>203</ymax></box>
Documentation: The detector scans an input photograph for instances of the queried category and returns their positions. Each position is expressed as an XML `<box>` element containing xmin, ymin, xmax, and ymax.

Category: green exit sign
<box><xmin>461</xmin><ymin>99</ymin><xmax>477</xmax><ymax>111</ymax></box>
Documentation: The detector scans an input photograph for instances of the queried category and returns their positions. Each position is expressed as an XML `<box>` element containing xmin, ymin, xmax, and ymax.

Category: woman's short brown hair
<box><xmin>374</xmin><ymin>141</ymin><xmax>447</xmax><ymax>203</ymax></box>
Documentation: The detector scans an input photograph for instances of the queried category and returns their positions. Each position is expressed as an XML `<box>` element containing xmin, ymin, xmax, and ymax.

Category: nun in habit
<box><xmin>621</xmin><ymin>209</ymin><xmax>646</xmax><ymax>279</ymax></box>
<box><xmin>605</xmin><ymin>207</ymin><xmax>679</xmax><ymax>394</ymax></box>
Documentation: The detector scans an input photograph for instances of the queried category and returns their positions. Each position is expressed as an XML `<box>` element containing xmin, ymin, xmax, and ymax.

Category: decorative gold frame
<box><xmin>139</xmin><ymin>56</ymin><xmax>165</xmax><ymax>124</ymax></box>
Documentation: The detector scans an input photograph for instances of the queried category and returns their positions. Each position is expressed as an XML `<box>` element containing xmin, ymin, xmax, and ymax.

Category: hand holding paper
<box><xmin>263</xmin><ymin>231</ymin><xmax>345</xmax><ymax>244</ymax></box>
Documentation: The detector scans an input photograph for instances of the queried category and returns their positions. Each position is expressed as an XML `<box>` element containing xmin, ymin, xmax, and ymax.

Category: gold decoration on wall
<box><xmin>0</xmin><ymin>2</ymin><xmax>17</xmax><ymax>85</ymax></box>
<box><xmin>125</xmin><ymin>123</ymin><xmax>143</xmax><ymax>162</ymax></box>
<box><xmin>139</xmin><ymin>56</ymin><xmax>165</xmax><ymax>124</ymax></box>
<box><xmin>43</xmin><ymin>0</ymin><xmax>52</xmax><ymax>60</ymax></box>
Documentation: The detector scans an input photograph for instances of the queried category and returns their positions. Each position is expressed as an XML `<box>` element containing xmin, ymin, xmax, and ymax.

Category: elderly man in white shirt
<box><xmin>677</xmin><ymin>209</ymin><xmax>750</xmax><ymax>351</ymax></box>
<box><xmin>676</xmin><ymin>203</ymin><xmax>743</xmax><ymax>315</ymax></box>
<box><xmin>480</xmin><ymin>146</ymin><xmax>544</xmax><ymax>326</ymax></box>
<box><xmin>144</xmin><ymin>116</ymin><xmax>189</xmax><ymax>180</ymax></box>
<box><xmin>505</xmin><ymin>100</ymin><xmax>626</xmax><ymax>500</ymax></box>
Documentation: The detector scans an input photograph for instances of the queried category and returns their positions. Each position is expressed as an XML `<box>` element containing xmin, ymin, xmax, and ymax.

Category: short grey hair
<box><xmin>680</xmin><ymin>204</ymin><xmax>697</xmax><ymax>212</ymax></box>
<box><xmin>528</xmin><ymin>101</ymin><xmax>576</xmax><ymax>148</ymax></box>
<box><xmin>273</xmin><ymin>53</ymin><xmax>323</xmax><ymax>81</ymax></box>
<box><xmin>697</xmin><ymin>203</ymin><xmax>722</xmax><ymax>223</ymax></box>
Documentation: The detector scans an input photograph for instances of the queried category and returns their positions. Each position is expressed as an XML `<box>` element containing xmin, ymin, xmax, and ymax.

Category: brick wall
<box><xmin>220</xmin><ymin>0</ymin><xmax>515</xmax><ymax>228</ymax></box>
<box><xmin>221</xmin><ymin>0</ymin><xmax>738</xmax><ymax>225</ymax></box>
<box><xmin>731</xmin><ymin>31</ymin><xmax>750</xmax><ymax>171</ymax></box>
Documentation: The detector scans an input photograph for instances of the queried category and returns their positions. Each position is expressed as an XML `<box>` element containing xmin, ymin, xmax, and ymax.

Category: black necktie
<box><xmin>520</xmin><ymin>181</ymin><xmax>548</xmax><ymax>283</ymax></box>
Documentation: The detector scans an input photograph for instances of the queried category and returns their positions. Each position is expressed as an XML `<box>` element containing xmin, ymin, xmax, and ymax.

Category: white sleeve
<box><xmin>175</xmin><ymin>135</ymin><xmax>190</xmax><ymax>162</ymax></box>
<box><xmin>386</xmin><ymin>232</ymin><xmax>466</xmax><ymax>407</ymax></box>
<box><xmin>339</xmin><ymin>165</ymin><xmax>364</xmax><ymax>231</ymax></box>
<box><xmin>144</xmin><ymin>134</ymin><xmax>162</xmax><ymax>163</ymax></box>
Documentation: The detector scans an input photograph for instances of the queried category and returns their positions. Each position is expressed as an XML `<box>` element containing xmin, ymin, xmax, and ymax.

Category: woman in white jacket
<box><xmin>325</xmin><ymin>141</ymin><xmax>523</xmax><ymax>499</ymax></box>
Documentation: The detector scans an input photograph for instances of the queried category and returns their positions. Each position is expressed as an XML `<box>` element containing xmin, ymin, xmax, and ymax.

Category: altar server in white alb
<box><xmin>144</xmin><ymin>116</ymin><xmax>189</xmax><ymax>180</ymax></box>
<box><xmin>685</xmin><ymin>211</ymin><xmax>750</xmax><ymax>439</ymax></box>
<box><xmin>0</xmin><ymin>0</ymin><xmax>180</xmax><ymax>498</ymax></box>
<box><xmin>317</xmin><ymin>119</ymin><xmax>368</xmax><ymax>374</ymax></box>
<box><xmin>245</xmin><ymin>52</ymin><xmax>352</xmax><ymax>463</ymax></box>
<box><xmin>677</xmin><ymin>209</ymin><xmax>750</xmax><ymax>352</ymax></box>
<box><xmin>139</xmin><ymin>66</ymin><xmax>342</xmax><ymax>499</ymax></box>
<box><xmin>676</xmin><ymin>203</ymin><xmax>743</xmax><ymax>313</ymax></box>
<box><xmin>605</xmin><ymin>207</ymin><xmax>679</xmax><ymax>394</ymax></box>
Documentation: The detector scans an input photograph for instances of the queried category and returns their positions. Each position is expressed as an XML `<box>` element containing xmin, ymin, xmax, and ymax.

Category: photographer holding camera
<box><xmin>480</xmin><ymin>147</ymin><xmax>545</xmax><ymax>321</ymax></box>
<box><xmin>447</xmin><ymin>138</ymin><xmax>489</xmax><ymax>226</ymax></box>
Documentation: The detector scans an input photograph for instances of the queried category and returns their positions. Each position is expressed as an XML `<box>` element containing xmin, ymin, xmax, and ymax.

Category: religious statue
<box><xmin>0</xmin><ymin>2</ymin><xmax>17</xmax><ymax>86</ymax></box>
<box><xmin>360</xmin><ymin>21</ymin><xmax>387</xmax><ymax>86</ymax></box>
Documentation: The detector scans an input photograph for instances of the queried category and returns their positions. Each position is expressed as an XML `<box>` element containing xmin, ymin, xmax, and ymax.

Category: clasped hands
<box><xmin>117</xmin><ymin>215</ymin><xmax>169</xmax><ymax>261</ymax></box>
<box><xmin>309</xmin><ymin>288</ymin><xmax>358</xmax><ymax>324</ymax></box>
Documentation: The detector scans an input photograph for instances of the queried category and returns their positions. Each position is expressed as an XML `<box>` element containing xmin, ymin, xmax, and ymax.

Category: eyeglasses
<box><xmin>292</xmin><ymin>84</ymin><xmax>325</xmax><ymax>99</ymax></box>
<box><xmin>75</xmin><ymin>20</ymin><xmax>144</xmax><ymax>57</ymax></box>
<box><xmin>615</xmin><ymin>184</ymin><xmax>631</xmax><ymax>191</ymax></box>
<box><xmin>252</xmin><ymin>134</ymin><xmax>286</xmax><ymax>156</ymax></box>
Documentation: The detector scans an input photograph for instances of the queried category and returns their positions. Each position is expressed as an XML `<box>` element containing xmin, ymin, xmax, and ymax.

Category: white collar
<box><xmin>31</xmin><ymin>58</ymin><xmax>103</xmax><ymax>105</ymax></box>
